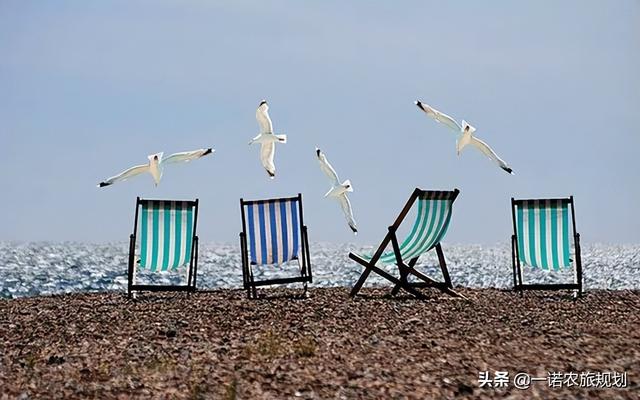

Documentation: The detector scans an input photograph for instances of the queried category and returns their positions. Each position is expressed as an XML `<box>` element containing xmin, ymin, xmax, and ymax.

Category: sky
<box><xmin>0</xmin><ymin>0</ymin><xmax>638</xmax><ymax>245</ymax></box>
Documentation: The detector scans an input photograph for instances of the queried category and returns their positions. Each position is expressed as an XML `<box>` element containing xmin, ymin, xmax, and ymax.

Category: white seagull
<box><xmin>414</xmin><ymin>100</ymin><xmax>514</xmax><ymax>174</ymax></box>
<box><xmin>98</xmin><ymin>148</ymin><xmax>214</xmax><ymax>187</ymax></box>
<box><xmin>248</xmin><ymin>100</ymin><xmax>287</xmax><ymax>178</ymax></box>
<box><xmin>316</xmin><ymin>148</ymin><xmax>358</xmax><ymax>234</ymax></box>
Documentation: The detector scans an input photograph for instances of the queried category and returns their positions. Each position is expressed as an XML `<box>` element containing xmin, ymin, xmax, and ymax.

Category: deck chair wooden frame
<box><xmin>239</xmin><ymin>193</ymin><xmax>312</xmax><ymax>299</ymax></box>
<box><xmin>127</xmin><ymin>197</ymin><xmax>199</xmax><ymax>298</ymax></box>
<box><xmin>349</xmin><ymin>188</ymin><xmax>464</xmax><ymax>299</ymax></box>
<box><xmin>511</xmin><ymin>196</ymin><xmax>583</xmax><ymax>296</ymax></box>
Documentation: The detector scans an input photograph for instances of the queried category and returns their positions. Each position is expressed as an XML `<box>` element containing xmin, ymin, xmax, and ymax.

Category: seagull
<box><xmin>415</xmin><ymin>100</ymin><xmax>514</xmax><ymax>174</ymax></box>
<box><xmin>98</xmin><ymin>148</ymin><xmax>214</xmax><ymax>187</ymax></box>
<box><xmin>316</xmin><ymin>148</ymin><xmax>358</xmax><ymax>234</ymax></box>
<box><xmin>248</xmin><ymin>100</ymin><xmax>287</xmax><ymax>178</ymax></box>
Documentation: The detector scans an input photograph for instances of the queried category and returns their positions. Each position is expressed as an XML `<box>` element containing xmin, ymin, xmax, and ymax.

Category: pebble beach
<box><xmin>1</xmin><ymin>287</ymin><xmax>639</xmax><ymax>399</ymax></box>
<box><xmin>1</xmin><ymin>242</ymin><xmax>639</xmax><ymax>398</ymax></box>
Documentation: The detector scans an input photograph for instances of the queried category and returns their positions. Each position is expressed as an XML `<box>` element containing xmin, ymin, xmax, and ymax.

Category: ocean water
<box><xmin>0</xmin><ymin>242</ymin><xmax>638</xmax><ymax>298</ymax></box>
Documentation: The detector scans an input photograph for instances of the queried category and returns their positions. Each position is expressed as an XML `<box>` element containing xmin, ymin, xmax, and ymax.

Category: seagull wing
<box><xmin>469</xmin><ymin>136</ymin><xmax>514</xmax><ymax>174</ymax></box>
<box><xmin>260</xmin><ymin>141</ymin><xmax>276</xmax><ymax>177</ymax></box>
<box><xmin>316</xmin><ymin>149</ymin><xmax>340</xmax><ymax>186</ymax></box>
<box><xmin>256</xmin><ymin>103</ymin><xmax>273</xmax><ymax>134</ymax></box>
<box><xmin>98</xmin><ymin>164</ymin><xmax>149</xmax><ymax>187</ymax></box>
<box><xmin>162</xmin><ymin>148</ymin><xmax>214</xmax><ymax>164</ymax></box>
<box><xmin>338</xmin><ymin>193</ymin><xmax>358</xmax><ymax>234</ymax></box>
<box><xmin>415</xmin><ymin>100</ymin><xmax>462</xmax><ymax>135</ymax></box>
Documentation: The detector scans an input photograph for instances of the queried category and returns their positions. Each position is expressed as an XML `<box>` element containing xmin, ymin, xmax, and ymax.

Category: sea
<box><xmin>0</xmin><ymin>242</ymin><xmax>638</xmax><ymax>298</ymax></box>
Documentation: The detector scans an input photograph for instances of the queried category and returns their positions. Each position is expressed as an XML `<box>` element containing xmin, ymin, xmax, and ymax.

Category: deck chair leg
<box><xmin>511</xmin><ymin>235</ymin><xmax>518</xmax><ymax>290</ymax></box>
<box><xmin>248</xmin><ymin>265</ymin><xmax>256</xmax><ymax>299</ymax></box>
<box><xmin>349</xmin><ymin>253</ymin><xmax>427</xmax><ymax>299</ymax></box>
<box><xmin>435</xmin><ymin>244</ymin><xmax>452</xmax><ymax>289</ymax></box>
<box><xmin>127</xmin><ymin>234</ymin><xmax>135</xmax><ymax>299</ymax></box>
<box><xmin>575</xmin><ymin>233</ymin><xmax>583</xmax><ymax>298</ymax></box>
<box><xmin>298</xmin><ymin>257</ymin><xmax>309</xmax><ymax>298</ymax></box>
<box><xmin>396</xmin><ymin>263</ymin><xmax>466</xmax><ymax>299</ymax></box>
<box><xmin>390</xmin><ymin>270</ymin><xmax>407</xmax><ymax>296</ymax></box>
<box><xmin>371</xmin><ymin>264</ymin><xmax>427</xmax><ymax>300</ymax></box>
<box><xmin>391</xmin><ymin>257</ymin><xmax>418</xmax><ymax>296</ymax></box>
<box><xmin>350</xmin><ymin>264</ymin><xmax>373</xmax><ymax>297</ymax></box>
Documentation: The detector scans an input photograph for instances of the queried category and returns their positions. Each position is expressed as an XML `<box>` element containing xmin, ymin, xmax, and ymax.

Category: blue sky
<box><xmin>0</xmin><ymin>0</ymin><xmax>638</xmax><ymax>244</ymax></box>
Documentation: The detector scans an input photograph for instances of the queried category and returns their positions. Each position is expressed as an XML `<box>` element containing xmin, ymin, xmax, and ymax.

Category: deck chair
<box><xmin>127</xmin><ymin>197</ymin><xmax>199</xmax><ymax>298</ymax></box>
<box><xmin>239</xmin><ymin>193</ymin><xmax>312</xmax><ymax>299</ymax></box>
<box><xmin>349</xmin><ymin>188</ymin><xmax>463</xmax><ymax>299</ymax></box>
<box><xmin>511</xmin><ymin>196</ymin><xmax>583</xmax><ymax>296</ymax></box>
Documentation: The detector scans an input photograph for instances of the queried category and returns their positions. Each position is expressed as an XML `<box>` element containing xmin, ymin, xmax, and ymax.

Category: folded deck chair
<box><xmin>349</xmin><ymin>188</ymin><xmax>463</xmax><ymax>299</ymax></box>
<box><xmin>127</xmin><ymin>198</ymin><xmax>199</xmax><ymax>297</ymax></box>
<box><xmin>511</xmin><ymin>196</ymin><xmax>583</xmax><ymax>296</ymax></box>
<box><xmin>239</xmin><ymin>193</ymin><xmax>312</xmax><ymax>299</ymax></box>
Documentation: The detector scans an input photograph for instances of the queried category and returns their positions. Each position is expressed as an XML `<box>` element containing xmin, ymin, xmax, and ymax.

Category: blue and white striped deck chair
<box><xmin>511</xmin><ymin>196</ymin><xmax>583</xmax><ymax>296</ymax></box>
<box><xmin>349</xmin><ymin>188</ymin><xmax>464</xmax><ymax>299</ymax></box>
<box><xmin>239</xmin><ymin>193</ymin><xmax>312</xmax><ymax>299</ymax></box>
<box><xmin>127</xmin><ymin>197</ymin><xmax>199</xmax><ymax>297</ymax></box>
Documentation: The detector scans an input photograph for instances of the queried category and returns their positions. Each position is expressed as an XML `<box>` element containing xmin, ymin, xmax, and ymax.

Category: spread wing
<box><xmin>469</xmin><ymin>136</ymin><xmax>514</xmax><ymax>174</ymax></box>
<box><xmin>260</xmin><ymin>141</ymin><xmax>276</xmax><ymax>177</ymax></box>
<box><xmin>338</xmin><ymin>194</ymin><xmax>358</xmax><ymax>234</ymax></box>
<box><xmin>316</xmin><ymin>148</ymin><xmax>340</xmax><ymax>186</ymax></box>
<box><xmin>415</xmin><ymin>100</ymin><xmax>462</xmax><ymax>135</ymax></box>
<box><xmin>256</xmin><ymin>102</ymin><xmax>273</xmax><ymax>134</ymax></box>
<box><xmin>98</xmin><ymin>164</ymin><xmax>149</xmax><ymax>187</ymax></box>
<box><xmin>162</xmin><ymin>148</ymin><xmax>214</xmax><ymax>164</ymax></box>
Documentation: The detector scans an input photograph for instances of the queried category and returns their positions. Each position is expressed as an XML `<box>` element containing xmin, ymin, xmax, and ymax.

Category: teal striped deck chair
<box><xmin>239</xmin><ymin>194</ymin><xmax>312</xmax><ymax>299</ymax></box>
<box><xmin>349</xmin><ymin>188</ymin><xmax>464</xmax><ymax>299</ymax></box>
<box><xmin>127</xmin><ymin>197</ymin><xmax>199</xmax><ymax>297</ymax></box>
<box><xmin>511</xmin><ymin>196</ymin><xmax>583</xmax><ymax>296</ymax></box>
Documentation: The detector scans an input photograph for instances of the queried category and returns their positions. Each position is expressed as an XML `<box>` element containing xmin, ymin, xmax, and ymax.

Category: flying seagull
<box><xmin>414</xmin><ymin>100</ymin><xmax>514</xmax><ymax>174</ymax></box>
<box><xmin>98</xmin><ymin>148</ymin><xmax>214</xmax><ymax>187</ymax></box>
<box><xmin>316</xmin><ymin>148</ymin><xmax>357</xmax><ymax>234</ymax></box>
<box><xmin>248</xmin><ymin>100</ymin><xmax>287</xmax><ymax>178</ymax></box>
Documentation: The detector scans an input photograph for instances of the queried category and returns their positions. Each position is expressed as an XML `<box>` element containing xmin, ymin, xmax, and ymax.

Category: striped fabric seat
<box><xmin>366</xmin><ymin>192</ymin><xmax>455</xmax><ymax>265</ymax></box>
<box><xmin>139</xmin><ymin>200</ymin><xmax>195</xmax><ymax>271</ymax></box>
<box><xmin>244</xmin><ymin>198</ymin><xmax>301</xmax><ymax>265</ymax></box>
<box><xmin>514</xmin><ymin>199</ymin><xmax>572</xmax><ymax>270</ymax></box>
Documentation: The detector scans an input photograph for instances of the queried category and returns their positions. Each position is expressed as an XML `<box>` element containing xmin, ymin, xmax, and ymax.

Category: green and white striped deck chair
<box><xmin>349</xmin><ymin>188</ymin><xmax>463</xmax><ymax>299</ymax></box>
<box><xmin>511</xmin><ymin>196</ymin><xmax>583</xmax><ymax>295</ymax></box>
<box><xmin>127</xmin><ymin>197</ymin><xmax>200</xmax><ymax>297</ymax></box>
